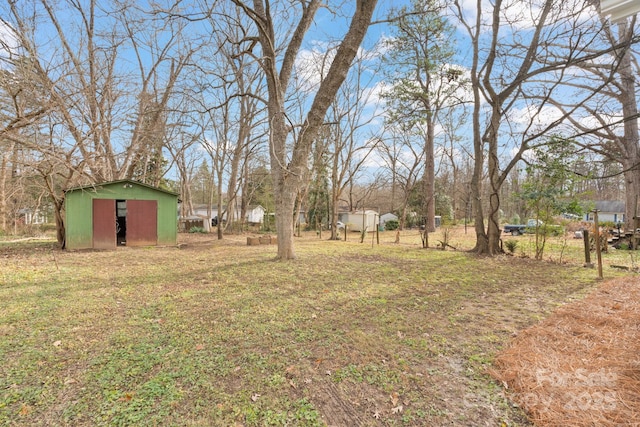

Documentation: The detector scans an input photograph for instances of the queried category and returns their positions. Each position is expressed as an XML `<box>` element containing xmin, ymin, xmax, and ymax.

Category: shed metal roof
<box><xmin>64</xmin><ymin>179</ymin><xmax>179</xmax><ymax>196</ymax></box>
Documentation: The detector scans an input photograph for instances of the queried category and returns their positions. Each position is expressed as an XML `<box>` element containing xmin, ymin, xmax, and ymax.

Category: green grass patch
<box><xmin>0</xmin><ymin>231</ymin><xmax>631</xmax><ymax>426</ymax></box>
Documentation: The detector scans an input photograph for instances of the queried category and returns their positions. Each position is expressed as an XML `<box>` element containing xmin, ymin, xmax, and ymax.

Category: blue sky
<box><xmin>0</xmin><ymin>0</ymin><xmax>636</xmax><ymax>186</ymax></box>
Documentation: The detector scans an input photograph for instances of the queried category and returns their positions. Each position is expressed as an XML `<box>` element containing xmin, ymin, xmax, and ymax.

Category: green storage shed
<box><xmin>64</xmin><ymin>180</ymin><xmax>179</xmax><ymax>250</ymax></box>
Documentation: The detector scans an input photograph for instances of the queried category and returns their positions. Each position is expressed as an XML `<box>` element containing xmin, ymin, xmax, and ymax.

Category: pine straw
<box><xmin>490</xmin><ymin>276</ymin><xmax>640</xmax><ymax>426</ymax></box>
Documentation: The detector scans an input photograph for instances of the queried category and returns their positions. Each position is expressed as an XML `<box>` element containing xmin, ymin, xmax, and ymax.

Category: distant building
<box><xmin>379</xmin><ymin>213</ymin><xmax>398</xmax><ymax>228</ymax></box>
<box><xmin>338</xmin><ymin>209</ymin><xmax>379</xmax><ymax>232</ymax></box>
<box><xmin>192</xmin><ymin>204</ymin><xmax>266</xmax><ymax>225</ymax></box>
<box><xmin>585</xmin><ymin>201</ymin><xmax>625</xmax><ymax>223</ymax></box>
<box><xmin>17</xmin><ymin>208</ymin><xmax>48</xmax><ymax>225</ymax></box>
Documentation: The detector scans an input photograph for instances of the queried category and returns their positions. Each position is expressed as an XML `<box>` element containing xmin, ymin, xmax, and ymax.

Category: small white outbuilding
<box><xmin>338</xmin><ymin>209</ymin><xmax>379</xmax><ymax>232</ymax></box>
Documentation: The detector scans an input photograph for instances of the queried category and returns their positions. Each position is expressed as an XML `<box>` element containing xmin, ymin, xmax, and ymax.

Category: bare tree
<box><xmin>197</xmin><ymin>100</ymin><xmax>237</xmax><ymax>238</ymax></box>
<box><xmin>436</xmin><ymin>106</ymin><xmax>470</xmax><ymax>222</ymax></box>
<box><xmin>320</xmin><ymin>48</ymin><xmax>381</xmax><ymax>240</ymax></box>
<box><xmin>229</xmin><ymin>0</ymin><xmax>378</xmax><ymax>259</ymax></box>
<box><xmin>0</xmin><ymin>53</ymin><xmax>50</xmax><ymax>233</ymax></box>
<box><xmin>546</xmin><ymin>16</ymin><xmax>639</xmax><ymax>229</ymax></box>
<box><xmin>183</xmin><ymin>7</ymin><xmax>268</xmax><ymax>238</ymax></box>
<box><xmin>1</xmin><ymin>0</ymin><xmax>194</xmax><ymax>246</ymax></box>
<box><xmin>376</xmin><ymin>123</ymin><xmax>424</xmax><ymax>242</ymax></box>
<box><xmin>215</xmin><ymin>11</ymin><xmax>266</xmax><ymax>236</ymax></box>
<box><xmin>451</xmin><ymin>0</ymin><xmax>626</xmax><ymax>254</ymax></box>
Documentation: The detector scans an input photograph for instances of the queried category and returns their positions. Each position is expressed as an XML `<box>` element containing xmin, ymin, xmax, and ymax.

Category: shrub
<box><xmin>385</xmin><ymin>219</ymin><xmax>399</xmax><ymax>231</ymax></box>
<box><xmin>505</xmin><ymin>239</ymin><xmax>518</xmax><ymax>254</ymax></box>
<box><xmin>189</xmin><ymin>226</ymin><xmax>206</xmax><ymax>234</ymax></box>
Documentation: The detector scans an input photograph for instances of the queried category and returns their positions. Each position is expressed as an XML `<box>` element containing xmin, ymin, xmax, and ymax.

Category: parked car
<box><xmin>503</xmin><ymin>219</ymin><xmax>563</xmax><ymax>236</ymax></box>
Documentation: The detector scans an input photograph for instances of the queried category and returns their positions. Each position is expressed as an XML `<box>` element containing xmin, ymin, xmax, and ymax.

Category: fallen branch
<box><xmin>437</xmin><ymin>240</ymin><xmax>457</xmax><ymax>250</ymax></box>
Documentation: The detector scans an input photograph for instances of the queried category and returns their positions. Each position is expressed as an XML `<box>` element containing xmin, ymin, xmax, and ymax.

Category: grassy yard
<box><xmin>0</xmin><ymin>228</ymin><xmax>630</xmax><ymax>426</ymax></box>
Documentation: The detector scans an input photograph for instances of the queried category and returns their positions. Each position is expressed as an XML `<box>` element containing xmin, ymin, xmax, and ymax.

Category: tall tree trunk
<box><xmin>240</xmin><ymin>156</ymin><xmax>250</xmax><ymax>228</ymax></box>
<box><xmin>40</xmin><ymin>171</ymin><xmax>67</xmax><ymax>248</ymax></box>
<box><xmin>225</xmin><ymin>98</ymin><xmax>252</xmax><ymax>234</ymax></box>
<box><xmin>269</xmin><ymin>105</ymin><xmax>301</xmax><ymax>258</ymax></box>
<box><xmin>471</xmin><ymin>153</ymin><xmax>488</xmax><ymax>253</ymax></box>
<box><xmin>272</xmin><ymin>149</ymin><xmax>299</xmax><ymax>258</ymax></box>
<box><xmin>463</xmin><ymin>0</ymin><xmax>489</xmax><ymax>254</ymax></box>
<box><xmin>623</xmin><ymin>164</ymin><xmax>640</xmax><ymax>227</ymax></box>
<box><xmin>0</xmin><ymin>143</ymin><xmax>12</xmax><ymax>233</ymax></box>
<box><xmin>53</xmin><ymin>198</ymin><xmax>65</xmax><ymax>247</ymax></box>
<box><xmin>423</xmin><ymin>120</ymin><xmax>436</xmax><ymax>232</ymax></box>
<box><xmin>208</xmin><ymin>172</ymin><xmax>215</xmax><ymax>230</ymax></box>
<box><xmin>469</xmin><ymin>46</ymin><xmax>488</xmax><ymax>252</ymax></box>
<box><xmin>217</xmin><ymin>170</ymin><xmax>224</xmax><ymax>240</ymax></box>
<box><xmin>486</xmin><ymin>110</ymin><xmax>503</xmax><ymax>255</ymax></box>
<box><xmin>251</xmin><ymin>0</ymin><xmax>377</xmax><ymax>259</ymax></box>
<box><xmin>617</xmin><ymin>32</ymin><xmax>640</xmax><ymax>230</ymax></box>
<box><xmin>330</xmin><ymin>171</ymin><xmax>340</xmax><ymax>240</ymax></box>
<box><xmin>452</xmin><ymin>164</ymin><xmax>459</xmax><ymax>221</ymax></box>
<box><xmin>397</xmin><ymin>203</ymin><xmax>409</xmax><ymax>243</ymax></box>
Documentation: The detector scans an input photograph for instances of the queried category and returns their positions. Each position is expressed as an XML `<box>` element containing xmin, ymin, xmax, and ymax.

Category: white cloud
<box><xmin>578</xmin><ymin>112</ymin><xmax>625</xmax><ymax>135</ymax></box>
<box><xmin>501</xmin><ymin>0</ymin><xmax>544</xmax><ymax>30</ymax></box>
<box><xmin>448</xmin><ymin>0</ymin><xmax>540</xmax><ymax>31</ymax></box>
<box><xmin>294</xmin><ymin>39</ymin><xmax>385</xmax><ymax>95</ymax></box>
<box><xmin>508</xmin><ymin>103</ymin><xmax>564</xmax><ymax>130</ymax></box>
<box><xmin>0</xmin><ymin>19</ymin><xmax>20</xmax><ymax>62</ymax></box>
<box><xmin>294</xmin><ymin>41</ymin><xmax>335</xmax><ymax>93</ymax></box>
<box><xmin>449</xmin><ymin>0</ymin><xmax>598</xmax><ymax>32</ymax></box>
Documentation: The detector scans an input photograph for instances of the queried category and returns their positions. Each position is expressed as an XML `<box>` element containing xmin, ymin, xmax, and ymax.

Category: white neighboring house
<box><xmin>192</xmin><ymin>204</ymin><xmax>265</xmax><ymax>225</ymax></box>
<box><xmin>338</xmin><ymin>209</ymin><xmax>379</xmax><ymax>232</ymax></box>
<box><xmin>245</xmin><ymin>205</ymin><xmax>266</xmax><ymax>224</ymax></box>
<box><xmin>379</xmin><ymin>212</ymin><xmax>398</xmax><ymax>228</ymax></box>
<box><xmin>600</xmin><ymin>0</ymin><xmax>640</xmax><ymax>22</ymax></box>
<box><xmin>18</xmin><ymin>208</ymin><xmax>48</xmax><ymax>225</ymax></box>
<box><xmin>585</xmin><ymin>201</ymin><xmax>625</xmax><ymax>223</ymax></box>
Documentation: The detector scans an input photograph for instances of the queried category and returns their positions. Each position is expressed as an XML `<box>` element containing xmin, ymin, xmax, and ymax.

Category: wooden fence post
<box><xmin>582</xmin><ymin>229</ymin><xmax>592</xmax><ymax>268</ymax></box>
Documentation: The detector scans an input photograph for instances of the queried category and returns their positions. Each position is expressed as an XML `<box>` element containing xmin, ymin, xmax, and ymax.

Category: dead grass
<box><xmin>0</xmin><ymin>227</ymin><xmax>635</xmax><ymax>426</ymax></box>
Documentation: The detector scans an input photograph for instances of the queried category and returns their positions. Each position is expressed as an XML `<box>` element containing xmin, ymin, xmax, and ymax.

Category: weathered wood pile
<box><xmin>246</xmin><ymin>235</ymin><xmax>277</xmax><ymax>246</ymax></box>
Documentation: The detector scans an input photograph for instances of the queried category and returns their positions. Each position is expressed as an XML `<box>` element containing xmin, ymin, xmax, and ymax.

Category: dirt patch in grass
<box><xmin>0</xmin><ymin>229</ymin><xmax>632</xmax><ymax>426</ymax></box>
<box><xmin>490</xmin><ymin>276</ymin><xmax>640</xmax><ymax>426</ymax></box>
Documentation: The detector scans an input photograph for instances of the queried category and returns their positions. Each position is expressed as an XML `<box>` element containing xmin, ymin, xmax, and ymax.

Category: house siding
<box><xmin>339</xmin><ymin>211</ymin><xmax>379</xmax><ymax>232</ymax></box>
<box><xmin>192</xmin><ymin>205</ymin><xmax>265</xmax><ymax>224</ymax></box>
<box><xmin>585</xmin><ymin>201</ymin><xmax>626</xmax><ymax>224</ymax></box>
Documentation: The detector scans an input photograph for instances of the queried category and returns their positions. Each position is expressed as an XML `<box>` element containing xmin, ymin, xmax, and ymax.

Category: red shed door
<box><xmin>93</xmin><ymin>199</ymin><xmax>117</xmax><ymax>249</ymax></box>
<box><xmin>127</xmin><ymin>200</ymin><xmax>157</xmax><ymax>246</ymax></box>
